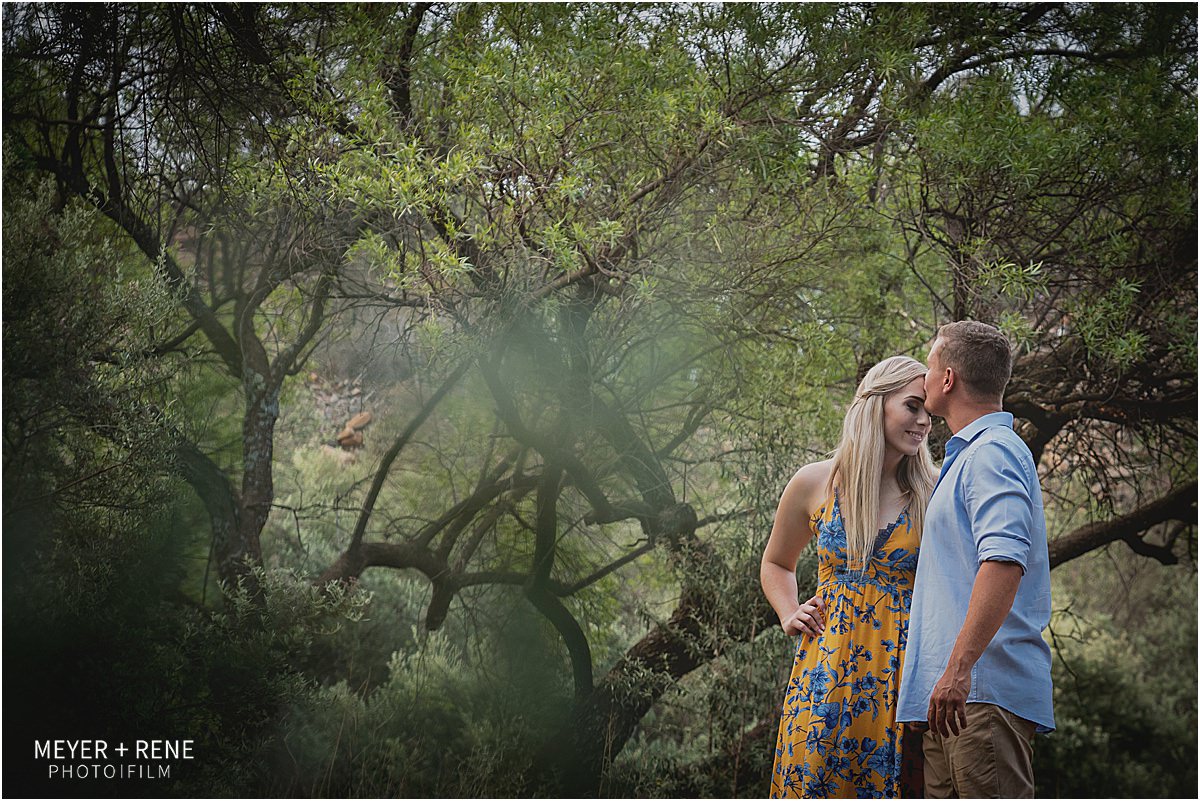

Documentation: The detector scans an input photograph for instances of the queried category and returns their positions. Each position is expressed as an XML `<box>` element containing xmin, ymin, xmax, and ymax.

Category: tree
<box><xmin>3</xmin><ymin>3</ymin><xmax>1194</xmax><ymax>796</ymax></box>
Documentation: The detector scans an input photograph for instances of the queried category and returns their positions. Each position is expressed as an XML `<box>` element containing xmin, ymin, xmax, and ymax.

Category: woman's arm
<box><xmin>760</xmin><ymin>462</ymin><xmax>829</xmax><ymax>637</ymax></box>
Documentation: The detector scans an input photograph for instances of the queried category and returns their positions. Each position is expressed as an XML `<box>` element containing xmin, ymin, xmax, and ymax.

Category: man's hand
<box><xmin>926</xmin><ymin>561</ymin><xmax>1024</xmax><ymax>736</ymax></box>
<box><xmin>927</xmin><ymin>665</ymin><xmax>971</xmax><ymax>736</ymax></box>
<box><xmin>781</xmin><ymin>594</ymin><xmax>826</xmax><ymax>637</ymax></box>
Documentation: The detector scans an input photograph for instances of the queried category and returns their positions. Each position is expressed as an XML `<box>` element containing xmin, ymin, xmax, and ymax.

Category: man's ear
<box><xmin>942</xmin><ymin>367</ymin><xmax>956</xmax><ymax>394</ymax></box>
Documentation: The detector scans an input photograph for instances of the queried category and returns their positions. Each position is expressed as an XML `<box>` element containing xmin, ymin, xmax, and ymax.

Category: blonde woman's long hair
<box><xmin>826</xmin><ymin>355</ymin><xmax>938</xmax><ymax>571</ymax></box>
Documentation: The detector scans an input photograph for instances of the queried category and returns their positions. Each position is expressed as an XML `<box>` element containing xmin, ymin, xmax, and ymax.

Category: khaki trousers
<box><xmin>922</xmin><ymin>702</ymin><xmax>1036</xmax><ymax>798</ymax></box>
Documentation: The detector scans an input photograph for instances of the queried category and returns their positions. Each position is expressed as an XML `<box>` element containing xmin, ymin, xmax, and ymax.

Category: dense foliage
<box><xmin>3</xmin><ymin>4</ymin><xmax>1195</xmax><ymax>797</ymax></box>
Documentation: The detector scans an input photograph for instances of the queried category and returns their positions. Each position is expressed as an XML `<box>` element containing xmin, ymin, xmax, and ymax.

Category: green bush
<box><xmin>1034</xmin><ymin>598</ymin><xmax>1197</xmax><ymax>798</ymax></box>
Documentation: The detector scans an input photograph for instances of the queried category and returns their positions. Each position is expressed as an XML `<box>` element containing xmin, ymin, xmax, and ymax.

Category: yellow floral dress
<box><xmin>770</xmin><ymin>491</ymin><xmax>919</xmax><ymax>799</ymax></box>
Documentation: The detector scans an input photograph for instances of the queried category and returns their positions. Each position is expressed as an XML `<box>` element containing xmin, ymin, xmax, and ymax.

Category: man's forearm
<box><xmin>945</xmin><ymin>560</ymin><xmax>1023</xmax><ymax>676</ymax></box>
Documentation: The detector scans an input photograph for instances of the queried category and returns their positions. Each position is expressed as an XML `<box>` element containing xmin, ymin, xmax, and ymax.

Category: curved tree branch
<box><xmin>343</xmin><ymin>360</ymin><xmax>471</xmax><ymax>557</ymax></box>
<box><xmin>525</xmin><ymin>461</ymin><xmax>594</xmax><ymax>698</ymax></box>
<box><xmin>1048</xmin><ymin>481</ymin><xmax>1197</xmax><ymax>568</ymax></box>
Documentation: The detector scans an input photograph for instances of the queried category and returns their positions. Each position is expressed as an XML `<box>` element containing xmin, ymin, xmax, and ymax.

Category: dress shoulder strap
<box><xmin>811</xmin><ymin>489</ymin><xmax>839</xmax><ymax>527</ymax></box>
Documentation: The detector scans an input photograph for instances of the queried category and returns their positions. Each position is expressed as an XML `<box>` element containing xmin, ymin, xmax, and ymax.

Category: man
<box><xmin>897</xmin><ymin>320</ymin><xmax>1054</xmax><ymax>798</ymax></box>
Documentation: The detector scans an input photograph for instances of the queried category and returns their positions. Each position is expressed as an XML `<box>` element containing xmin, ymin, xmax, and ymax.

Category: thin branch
<box><xmin>695</xmin><ymin>508</ymin><xmax>755</xmax><ymax>529</ymax></box>
<box><xmin>345</xmin><ymin>361</ymin><xmax>471</xmax><ymax>554</ymax></box>
<box><xmin>558</xmin><ymin>542</ymin><xmax>656</xmax><ymax>596</ymax></box>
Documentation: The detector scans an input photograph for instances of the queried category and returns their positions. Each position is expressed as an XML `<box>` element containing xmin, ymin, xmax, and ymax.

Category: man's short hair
<box><xmin>936</xmin><ymin>320</ymin><xmax>1013</xmax><ymax>400</ymax></box>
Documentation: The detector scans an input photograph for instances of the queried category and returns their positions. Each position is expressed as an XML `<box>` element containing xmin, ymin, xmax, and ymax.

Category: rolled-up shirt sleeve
<box><xmin>963</xmin><ymin>441</ymin><xmax>1034</xmax><ymax>572</ymax></box>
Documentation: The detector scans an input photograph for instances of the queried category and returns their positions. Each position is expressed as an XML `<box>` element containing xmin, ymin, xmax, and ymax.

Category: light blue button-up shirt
<box><xmin>897</xmin><ymin>412</ymin><xmax>1055</xmax><ymax>733</ymax></box>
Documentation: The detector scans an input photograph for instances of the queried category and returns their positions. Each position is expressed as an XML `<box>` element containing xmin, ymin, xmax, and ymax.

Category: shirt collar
<box><xmin>949</xmin><ymin>411</ymin><xmax>1014</xmax><ymax>446</ymax></box>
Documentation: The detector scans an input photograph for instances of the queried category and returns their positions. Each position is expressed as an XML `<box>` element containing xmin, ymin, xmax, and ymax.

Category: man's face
<box><xmin>924</xmin><ymin>338</ymin><xmax>948</xmax><ymax>418</ymax></box>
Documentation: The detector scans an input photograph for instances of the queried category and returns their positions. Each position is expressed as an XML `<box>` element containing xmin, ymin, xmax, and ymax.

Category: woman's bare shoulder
<box><xmin>782</xmin><ymin>459</ymin><xmax>834</xmax><ymax>510</ymax></box>
<box><xmin>788</xmin><ymin>459</ymin><xmax>834</xmax><ymax>492</ymax></box>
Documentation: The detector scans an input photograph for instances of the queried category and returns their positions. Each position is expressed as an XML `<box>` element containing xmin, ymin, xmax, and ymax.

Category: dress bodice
<box><xmin>809</xmin><ymin>491</ymin><xmax>919</xmax><ymax>605</ymax></box>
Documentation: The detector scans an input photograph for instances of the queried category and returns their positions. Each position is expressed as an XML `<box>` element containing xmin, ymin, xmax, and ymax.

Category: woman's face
<box><xmin>882</xmin><ymin>376</ymin><xmax>931</xmax><ymax>457</ymax></box>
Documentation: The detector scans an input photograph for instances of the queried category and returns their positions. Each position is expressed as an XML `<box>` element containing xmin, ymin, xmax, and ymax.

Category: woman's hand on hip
<box><xmin>782</xmin><ymin>593</ymin><xmax>826</xmax><ymax>637</ymax></box>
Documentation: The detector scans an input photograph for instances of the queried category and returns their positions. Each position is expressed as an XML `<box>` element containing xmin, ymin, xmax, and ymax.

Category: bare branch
<box><xmin>345</xmin><ymin>361</ymin><xmax>471</xmax><ymax>555</ymax></box>
<box><xmin>1048</xmin><ymin>481</ymin><xmax>1197</xmax><ymax>569</ymax></box>
<box><xmin>557</xmin><ymin>542</ymin><xmax>655</xmax><ymax>596</ymax></box>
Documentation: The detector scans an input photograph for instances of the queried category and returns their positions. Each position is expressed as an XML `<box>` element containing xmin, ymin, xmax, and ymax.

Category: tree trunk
<box><xmin>175</xmin><ymin>439</ymin><xmax>241</xmax><ymax>586</ymax></box>
<box><xmin>227</xmin><ymin>382</ymin><xmax>278</xmax><ymax>588</ymax></box>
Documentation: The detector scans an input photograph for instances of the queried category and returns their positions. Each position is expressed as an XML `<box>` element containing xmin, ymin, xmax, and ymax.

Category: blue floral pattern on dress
<box><xmin>770</xmin><ymin>492</ymin><xmax>919</xmax><ymax>799</ymax></box>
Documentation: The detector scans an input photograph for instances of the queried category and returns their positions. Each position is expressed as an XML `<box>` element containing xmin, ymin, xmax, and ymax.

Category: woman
<box><xmin>762</xmin><ymin>355</ymin><xmax>937</xmax><ymax>799</ymax></box>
